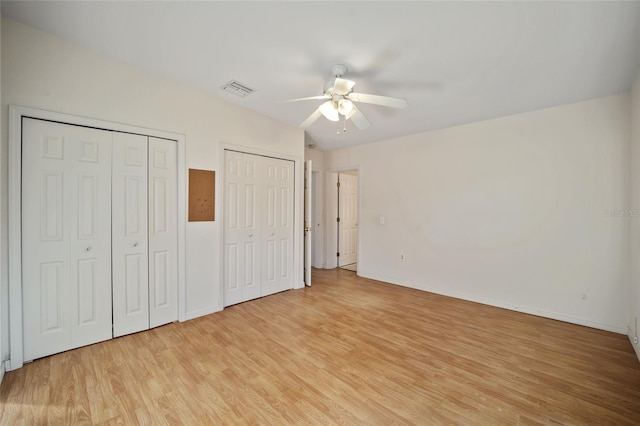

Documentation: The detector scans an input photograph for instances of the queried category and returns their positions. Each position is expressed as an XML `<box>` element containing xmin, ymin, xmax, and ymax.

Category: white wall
<box><xmin>326</xmin><ymin>94</ymin><xmax>630</xmax><ymax>333</ymax></box>
<box><xmin>0</xmin><ymin>17</ymin><xmax>304</xmax><ymax>352</ymax></box>
<box><xmin>630</xmin><ymin>70</ymin><xmax>640</xmax><ymax>359</ymax></box>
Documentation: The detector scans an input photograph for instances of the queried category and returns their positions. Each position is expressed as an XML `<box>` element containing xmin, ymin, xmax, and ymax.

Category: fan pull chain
<box><xmin>337</xmin><ymin>115</ymin><xmax>348</xmax><ymax>134</ymax></box>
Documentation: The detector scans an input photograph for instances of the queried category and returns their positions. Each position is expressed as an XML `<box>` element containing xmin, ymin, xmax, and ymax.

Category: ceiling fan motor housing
<box><xmin>330</xmin><ymin>64</ymin><xmax>348</xmax><ymax>77</ymax></box>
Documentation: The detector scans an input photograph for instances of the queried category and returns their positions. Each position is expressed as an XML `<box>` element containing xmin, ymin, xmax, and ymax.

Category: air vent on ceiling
<box><xmin>221</xmin><ymin>80</ymin><xmax>255</xmax><ymax>98</ymax></box>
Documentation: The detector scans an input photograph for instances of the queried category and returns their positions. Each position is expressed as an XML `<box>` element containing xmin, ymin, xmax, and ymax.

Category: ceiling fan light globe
<box><xmin>319</xmin><ymin>101</ymin><xmax>339</xmax><ymax>121</ymax></box>
<box><xmin>338</xmin><ymin>99</ymin><xmax>354</xmax><ymax>115</ymax></box>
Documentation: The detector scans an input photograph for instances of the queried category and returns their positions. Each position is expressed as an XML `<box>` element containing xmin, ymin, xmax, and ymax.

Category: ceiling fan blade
<box><xmin>280</xmin><ymin>95</ymin><xmax>331</xmax><ymax>103</ymax></box>
<box><xmin>346</xmin><ymin>106</ymin><xmax>371</xmax><ymax>130</ymax></box>
<box><xmin>282</xmin><ymin>95</ymin><xmax>330</xmax><ymax>103</ymax></box>
<box><xmin>299</xmin><ymin>108</ymin><xmax>323</xmax><ymax>128</ymax></box>
<box><xmin>347</xmin><ymin>92</ymin><xmax>408</xmax><ymax>109</ymax></box>
<box><xmin>333</xmin><ymin>78</ymin><xmax>356</xmax><ymax>95</ymax></box>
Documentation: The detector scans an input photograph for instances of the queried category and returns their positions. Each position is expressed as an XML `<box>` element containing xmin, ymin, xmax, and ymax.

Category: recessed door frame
<box><xmin>8</xmin><ymin>105</ymin><xmax>187</xmax><ymax>371</ymax></box>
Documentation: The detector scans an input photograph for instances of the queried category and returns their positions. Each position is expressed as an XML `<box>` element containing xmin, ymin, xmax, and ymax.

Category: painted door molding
<box><xmin>8</xmin><ymin>105</ymin><xmax>187</xmax><ymax>371</ymax></box>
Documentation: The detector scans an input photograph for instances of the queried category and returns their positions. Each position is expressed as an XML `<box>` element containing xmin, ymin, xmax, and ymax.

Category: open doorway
<box><xmin>326</xmin><ymin>170</ymin><xmax>359</xmax><ymax>272</ymax></box>
<box><xmin>326</xmin><ymin>169</ymin><xmax>360</xmax><ymax>271</ymax></box>
<box><xmin>338</xmin><ymin>172</ymin><xmax>358</xmax><ymax>271</ymax></box>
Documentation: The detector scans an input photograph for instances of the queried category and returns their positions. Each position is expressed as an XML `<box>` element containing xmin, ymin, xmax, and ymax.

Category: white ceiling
<box><xmin>3</xmin><ymin>1</ymin><xmax>640</xmax><ymax>151</ymax></box>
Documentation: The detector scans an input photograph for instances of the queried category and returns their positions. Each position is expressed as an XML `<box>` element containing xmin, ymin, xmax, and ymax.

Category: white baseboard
<box><xmin>0</xmin><ymin>361</ymin><xmax>5</xmax><ymax>386</ymax></box>
<box><xmin>184</xmin><ymin>305</ymin><xmax>223</xmax><ymax>321</ymax></box>
<box><xmin>357</xmin><ymin>270</ymin><xmax>627</xmax><ymax>334</ymax></box>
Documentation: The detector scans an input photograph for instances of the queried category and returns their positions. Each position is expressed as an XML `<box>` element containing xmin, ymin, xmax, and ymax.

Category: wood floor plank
<box><xmin>2</xmin><ymin>268</ymin><xmax>640</xmax><ymax>424</ymax></box>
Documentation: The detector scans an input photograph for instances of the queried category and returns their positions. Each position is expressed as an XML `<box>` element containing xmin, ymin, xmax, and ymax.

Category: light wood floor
<box><xmin>2</xmin><ymin>269</ymin><xmax>640</xmax><ymax>425</ymax></box>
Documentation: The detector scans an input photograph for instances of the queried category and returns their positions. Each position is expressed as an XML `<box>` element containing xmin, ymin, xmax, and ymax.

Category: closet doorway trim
<box><xmin>8</xmin><ymin>105</ymin><xmax>187</xmax><ymax>371</ymax></box>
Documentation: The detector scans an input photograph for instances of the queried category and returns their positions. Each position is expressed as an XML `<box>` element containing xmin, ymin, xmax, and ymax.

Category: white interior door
<box><xmin>261</xmin><ymin>156</ymin><xmax>295</xmax><ymax>296</ymax></box>
<box><xmin>339</xmin><ymin>173</ymin><xmax>358</xmax><ymax>267</ymax></box>
<box><xmin>148</xmin><ymin>137</ymin><xmax>179</xmax><ymax>328</ymax></box>
<box><xmin>112</xmin><ymin>133</ymin><xmax>149</xmax><ymax>337</ymax></box>
<box><xmin>22</xmin><ymin>118</ymin><xmax>113</xmax><ymax>361</ymax></box>
<box><xmin>304</xmin><ymin>160</ymin><xmax>312</xmax><ymax>285</ymax></box>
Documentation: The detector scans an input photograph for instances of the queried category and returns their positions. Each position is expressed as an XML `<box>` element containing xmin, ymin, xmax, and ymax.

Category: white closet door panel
<box><xmin>224</xmin><ymin>159</ymin><xmax>243</xmax><ymax>306</ymax></box>
<box><xmin>261</xmin><ymin>157</ymin><xmax>294</xmax><ymax>297</ymax></box>
<box><xmin>242</xmin><ymin>154</ymin><xmax>261</xmax><ymax>301</ymax></box>
<box><xmin>68</xmin><ymin>125</ymin><xmax>113</xmax><ymax>348</ymax></box>
<box><xmin>112</xmin><ymin>133</ymin><xmax>149</xmax><ymax>337</ymax></box>
<box><xmin>148</xmin><ymin>137</ymin><xmax>178</xmax><ymax>328</ymax></box>
<box><xmin>22</xmin><ymin>118</ymin><xmax>112</xmax><ymax>361</ymax></box>
<box><xmin>224</xmin><ymin>151</ymin><xmax>263</xmax><ymax>306</ymax></box>
<box><xmin>22</xmin><ymin>120</ymin><xmax>71</xmax><ymax>360</ymax></box>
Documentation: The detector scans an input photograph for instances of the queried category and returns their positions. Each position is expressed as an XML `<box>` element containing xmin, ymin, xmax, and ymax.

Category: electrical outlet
<box><xmin>634</xmin><ymin>336</ymin><xmax>639</xmax><ymax>345</ymax></box>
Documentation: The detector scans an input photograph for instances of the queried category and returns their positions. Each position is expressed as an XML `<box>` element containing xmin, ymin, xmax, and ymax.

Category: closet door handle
<box><xmin>133</xmin><ymin>242</ymin><xmax>138</xmax><ymax>247</ymax></box>
<box><xmin>271</xmin><ymin>233</ymin><xmax>275</xmax><ymax>237</ymax></box>
<box><xmin>249</xmin><ymin>233</ymin><xmax>253</xmax><ymax>238</ymax></box>
<box><xmin>85</xmin><ymin>246</ymin><xmax>92</xmax><ymax>252</ymax></box>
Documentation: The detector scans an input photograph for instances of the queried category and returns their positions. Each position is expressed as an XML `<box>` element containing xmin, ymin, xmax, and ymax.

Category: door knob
<box><xmin>305</xmin><ymin>227</ymin><xmax>311</xmax><ymax>232</ymax></box>
<box><xmin>85</xmin><ymin>246</ymin><xmax>92</xmax><ymax>252</ymax></box>
<box><xmin>133</xmin><ymin>242</ymin><xmax>138</xmax><ymax>247</ymax></box>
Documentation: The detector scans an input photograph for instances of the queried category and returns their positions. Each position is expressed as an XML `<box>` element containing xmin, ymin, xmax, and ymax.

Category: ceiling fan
<box><xmin>285</xmin><ymin>64</ymin><xmax>408</xmax><ymax>131</ymax></box>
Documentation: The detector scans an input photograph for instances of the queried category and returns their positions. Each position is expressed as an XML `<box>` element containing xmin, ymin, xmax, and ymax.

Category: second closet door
<box><xmin>224</xmin><ymin>151</ymin><xmax>262</xmax><ymax>306</ymax></box>
<box><xmin>224</xmin><ymin>151</ymin><xmax>294</xmax><ymax>307</ymax></box>
<box><xmin>261</xmin><ymin>156</ymin><xmax>294</xmax><ymax>297</ymax></box>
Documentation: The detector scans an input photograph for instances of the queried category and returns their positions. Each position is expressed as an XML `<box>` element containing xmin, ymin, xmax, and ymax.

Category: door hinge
<box><xmin>337</xmin><ymin>181</ymin><xmax>341</xmax><ymax>187</ymax></box>
<box><xmin>337</xmin><ymin>217</ymin><xmax>340</xmax><ymax>222</ymax></box>
<box><xmin>337</xmin><ymin>252</ymin><xmax>340</xmax><ymax>257</ymax></box>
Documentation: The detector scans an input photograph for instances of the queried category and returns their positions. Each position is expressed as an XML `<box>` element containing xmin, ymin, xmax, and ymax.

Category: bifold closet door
<box><xmin>224</xmin><ymin>150</ymin><xmax>262</xmax><ymax>306</ymax></box>
<box><xmin>22</xmin><ymin>118</ymin><xmax>113</xmax><ymax>361</ymax></box>
<box><xmin>148</xmin><ymin>137</ymin><xmax>178</xmax><ymax>328</ymax></box>
<box><xmin>22</xmin><ymin>119</ymin><xmax>179</xmax><ymax>360</ymax></box>
<box><xmin>261</xmin><ymin>157</ymin><xmax>294</xmax><ymax>297</ymax></box>
<box><xmin>113</xmin><ymin>135</ymin><xmax>178</xmax><ymax>333</ymax></box>
<box><xmin>112</xmin><ymin>133</ymin><xmax>149</xmax><ymax>337</ymax></box>
<box><xmin>224</xmin><ymin>151</ymin><xmax>294</xmax><ymax>307</ymax></box>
